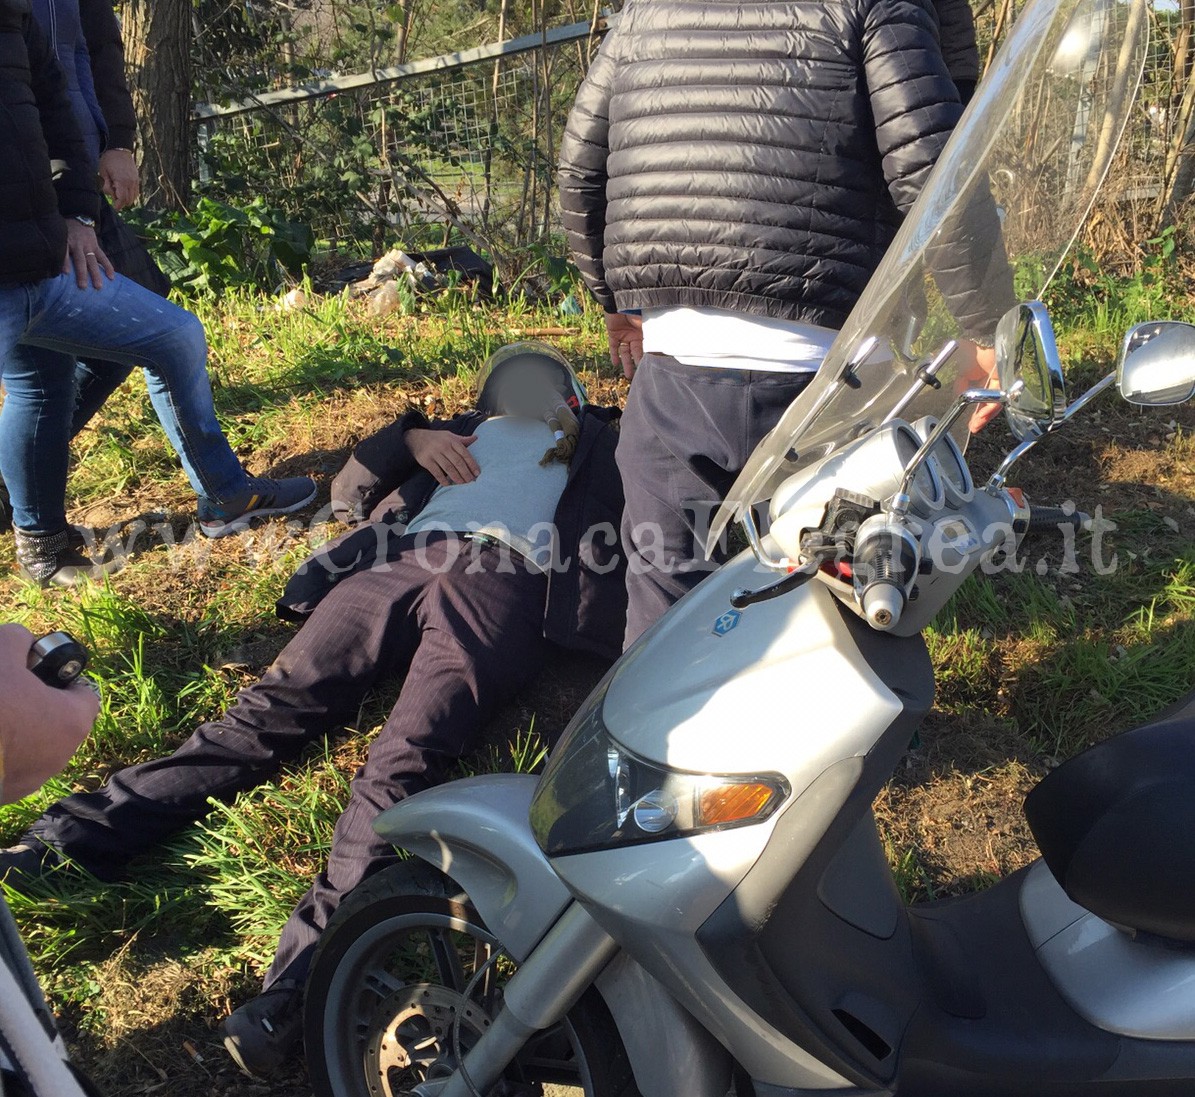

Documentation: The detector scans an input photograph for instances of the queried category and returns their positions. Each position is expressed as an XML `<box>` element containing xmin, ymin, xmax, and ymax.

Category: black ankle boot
<box><xmin>0</xmin><ymin>479</ymin><xmax>10</xmax><ymax>535</ymax></box>
<box><xmin>13</xmin><ymin>528</ymin><xmax>114</xmax><ymax>587</ymax></box>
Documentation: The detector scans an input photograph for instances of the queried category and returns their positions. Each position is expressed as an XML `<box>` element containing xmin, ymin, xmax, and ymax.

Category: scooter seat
<box><xmin>1023</xmin><ymin>687</ymin><xmax>1195</xmax><ymax>943</ymax></box>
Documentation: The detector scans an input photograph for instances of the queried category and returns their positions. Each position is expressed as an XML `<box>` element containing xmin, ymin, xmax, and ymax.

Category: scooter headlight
<box><xmin>530</xmin><ymin>681</ymin><xmax>788</xmax><ymax>856</ymax></box>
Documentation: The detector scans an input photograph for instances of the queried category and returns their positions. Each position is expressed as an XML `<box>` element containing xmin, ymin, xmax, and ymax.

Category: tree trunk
<box><xmin>1083</xmin><ymin>0</ymin><xmax>1148</xmax><ymax>197</ymax></box>
<box><xmin>120</xmin><ymin>0</ymin><xmax>193</xmax><ymax>210</ymax></box>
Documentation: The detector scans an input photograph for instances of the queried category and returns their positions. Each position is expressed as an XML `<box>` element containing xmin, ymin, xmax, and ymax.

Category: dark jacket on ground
<box><xmin>0</xmin><ymin>0</ymin><xmax>96</xmax><ymax>285</ymax></box>
<box><xmin>278</xmin><ymin>405</ymin><xmax>628</xmax><ymax>661</ymax></box>
<box><xmin>558</xmin><ymin>0</ymin><xmax>963</xmax><ymax>332</ymax></box>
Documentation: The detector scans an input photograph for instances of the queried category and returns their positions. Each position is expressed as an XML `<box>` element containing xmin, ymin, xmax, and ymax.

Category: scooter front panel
<box><xmin>685</xmin><ymin>603</ymin><xmax>934</xmax><ymax>1090</ymax></box>
<box><xmin>603</xmin><ymin>552</ymin><xmax>906</xmax><ymax>779</ymax></box>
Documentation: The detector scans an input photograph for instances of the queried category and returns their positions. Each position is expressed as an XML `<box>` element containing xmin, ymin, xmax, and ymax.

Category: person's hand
<box><xmin>98</xmin><ymin>148</ymin><xmax>140</xmax><ymax>211</ymax></box>
<box><xmin>63</xmin><ymin>218</ymin><xmax>116</xmax><ymax>290</ymax></box>
<box><xmin>956</xmin><ymin>341</ymin><xmax>1001</xmax><ymax>433</ymax></box>
<box><xmin>407</xmin><ymin>428</ymin><xmax>481</xmax><ymax>486</ymax></box>
<box><xmin>605</xmin><ymin>312</ymin><xmax>644</xmax><ymax>379</ymax></box>
<box><xmin>0</xmin><ymin>624</ymin><xmax>98</xmax><ymax>804</ymax></box>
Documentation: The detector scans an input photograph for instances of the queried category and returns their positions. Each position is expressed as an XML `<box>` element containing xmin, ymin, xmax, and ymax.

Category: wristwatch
<box><xmin>72</xmin><ymin>215</ymin><xmax>97</xmax><ymax>228</ymax></box>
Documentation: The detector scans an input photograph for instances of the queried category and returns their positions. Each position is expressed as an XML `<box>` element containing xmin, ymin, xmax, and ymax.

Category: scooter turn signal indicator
<box><xmin>699</xmin><ymin>781</ymin><xmax>780</xmax><ymax>826</ymax></box>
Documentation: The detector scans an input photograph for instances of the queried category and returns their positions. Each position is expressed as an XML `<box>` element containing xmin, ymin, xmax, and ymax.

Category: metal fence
<box><xmin>976</xmin><ymin>0</ymin><xmax>1185</xmax><ymax>263</ymax></box>
<box><xmin>190</xmin><ymin>3</ymin><xmax>1185</xmax><ymax>266</ymax></box>
<box><xmin>191</xmin><ymin>16</ymin><xmax>611</xmax><ymax>256</ymax></box>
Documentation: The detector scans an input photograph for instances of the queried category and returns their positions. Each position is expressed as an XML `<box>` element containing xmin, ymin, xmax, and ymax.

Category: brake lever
<box><xmin>731</xmin><ymin>553</ymin><xmax>826</xmax><ymax>609</ymax></box>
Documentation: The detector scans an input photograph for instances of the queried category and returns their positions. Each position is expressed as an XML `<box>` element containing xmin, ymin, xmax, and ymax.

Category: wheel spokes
<box><xmin>429</xmin><ymin>926</ymin><xmax>471</xmax><ymax>991</ymax></box>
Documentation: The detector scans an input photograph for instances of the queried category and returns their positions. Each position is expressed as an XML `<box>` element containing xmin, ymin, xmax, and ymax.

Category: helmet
<box><xmin>475</xmin><ymin>342</ymin><xmax>587</xmax><ymax>416</ymax></box>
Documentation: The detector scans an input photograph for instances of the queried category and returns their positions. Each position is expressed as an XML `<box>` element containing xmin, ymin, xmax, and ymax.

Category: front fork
<box><xmin>412</xmin><ymin>902</ymin><xmax>621</xmax><ymax>1097</ymax></box>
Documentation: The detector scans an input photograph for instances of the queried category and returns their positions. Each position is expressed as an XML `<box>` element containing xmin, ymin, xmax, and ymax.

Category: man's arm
<box><xmin>930</xmin><ymin>0</ymin><xmax>980</xmax><ymax>103</ymax></box>
<box><xmin>331</xmin><ymin>412</ymin><xmax>484</xmax><ymax>525</ymax></box>
<box><xmin>865</xmin><ymin>0</ymin><xmax>1014</xmax><ymax>343</ymax></box>
<box><xmin>78</xmin><ymin>0</ymin><xmax>136</xmax><ymax>152</ymax></box>
<box><xmin>78</xmin><ymin>0</ymin><xmax>140</xmax><ymax>208</ymax></box>
<box><xmin>24</xmin><ymin>15</ymin><xmax>110</xmax><ymax>286</ymax></box>
<box><xmin>558</xmin><ymin>24</ymin><xmax>623</xmax><ymax>313</ymax></box>
<box><xmin>23</xmin><ymin>15</ymin><xmax>98</xmax><ymax>224</ymax></box>
<box><xmin>863</xmin><ymin>0</ymin><xmax>963</xmax><ymax>217</ymax></box>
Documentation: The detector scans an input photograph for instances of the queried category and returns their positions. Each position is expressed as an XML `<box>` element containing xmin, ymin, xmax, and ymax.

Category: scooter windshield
<box><xmin>707</xmin><ymin>0</ymin><xmax>1148</xmax><ymax>555</ymax></box>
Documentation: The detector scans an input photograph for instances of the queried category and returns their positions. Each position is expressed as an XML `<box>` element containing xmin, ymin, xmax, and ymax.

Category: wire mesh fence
<box><xmin>192</xmin><ymin>17</ymin><xmax>606</xmax><ymax>260</ymax></box>
<box><xmin>978</xmin><ymin>0</ymin><xmax>1187</xmax><ymax>267</ymax></box>
<box><xmin>190</xmin><ymin>3</ymin><xmax>1188</xmax><ymax>270</ymax></box>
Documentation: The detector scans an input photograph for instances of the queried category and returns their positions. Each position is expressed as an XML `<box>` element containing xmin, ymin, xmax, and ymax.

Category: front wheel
<box><xmin>303</xmin><ymin>860</ymin><xmax>640</xmax><ymax>1097</ymax></box>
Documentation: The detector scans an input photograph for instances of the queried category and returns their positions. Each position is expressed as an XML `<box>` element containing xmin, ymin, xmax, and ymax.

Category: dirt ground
<box><xmin>876</xmin><ymin>398</ymin><xmax>1195</xmax><ymax>900</ymax></box>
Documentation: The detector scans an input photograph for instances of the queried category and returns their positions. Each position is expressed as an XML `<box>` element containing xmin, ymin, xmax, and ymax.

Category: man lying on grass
<box><xmin>0</xmin><ymin>342</ymin><xmax>627</xmax><ymax>1078</ymax></box>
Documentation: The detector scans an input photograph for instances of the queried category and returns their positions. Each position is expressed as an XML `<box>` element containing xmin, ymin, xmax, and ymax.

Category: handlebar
<box><xmin>27</xmin><ymin>631</ymin><xmax>89</xmax><ymax>688</ymax></box>
<box><xmin>1025</xmin><ymin>505</ymin><xmax>1090</xmax><ymax>535</ymax></box>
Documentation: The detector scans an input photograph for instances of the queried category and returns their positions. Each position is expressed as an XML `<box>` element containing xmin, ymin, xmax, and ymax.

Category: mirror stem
<box><xmin>740</xmin><ymin>510</ymin><xmax>795</xmax><ymax>572</ymax></box>
<box><xmin>987</xmin><ymin>434</ymin><xmax>1041</xmax><ymax>491</ymax></box>
<box><xmin>1057</xmin><ymin>371</ymin><xmax>1115</xmax><ymax>425</ymax></box>
<box><xmin>987</xmin><ymin>372</ymin><xmax>1116</xmax><ymax>491</ymax></box>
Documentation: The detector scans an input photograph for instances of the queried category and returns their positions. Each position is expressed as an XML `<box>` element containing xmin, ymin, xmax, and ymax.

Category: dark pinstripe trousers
<box><xmin>30</xmin><ymin>532</ymin><xmax>548</xmax><ymax>988</ymax></box>
<box><xmin>616</xmin><ymin>354</ymin><xmax>813</xmax><ymax>646</ymax></box>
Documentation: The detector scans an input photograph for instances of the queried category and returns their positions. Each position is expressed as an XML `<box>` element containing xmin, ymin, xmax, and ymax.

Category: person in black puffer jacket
<box><xmin>559</xmin><ymin>0</ymin><xmax>969</xmax><ymax>645</ymax></box>
<box><xmin>0</xmin><ymin>0</ymin><xmax>317</xmax><ymax>584</ymax></box>
<box><xmin>0</xmin><ymin>0</ymin><xmax>97</xmax><ymax>284</ymax></box>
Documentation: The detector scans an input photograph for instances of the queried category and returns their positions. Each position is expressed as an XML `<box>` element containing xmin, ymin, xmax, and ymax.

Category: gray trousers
<box><xmin>615</xmin><ymin>354</ymin><xmax>813</xmax><ymax>646</ymax></box>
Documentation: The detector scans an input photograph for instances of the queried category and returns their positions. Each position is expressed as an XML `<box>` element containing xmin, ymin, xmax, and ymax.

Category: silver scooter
<box><xmin>302</xmin><ymin>0</ymin><xmax>1195</xmax><ymax>1093</ymax></box>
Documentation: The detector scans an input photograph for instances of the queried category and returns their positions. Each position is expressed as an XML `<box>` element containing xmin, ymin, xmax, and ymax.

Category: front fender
<box><xmin>373</xmin><ymin>774</ymin><xmax>734</xmax><ymax>1097</ymax></box>
<box><xmin>372</xmin><ymin>774</ymin><xmax>570</xmax><ymax>961</ymax></box>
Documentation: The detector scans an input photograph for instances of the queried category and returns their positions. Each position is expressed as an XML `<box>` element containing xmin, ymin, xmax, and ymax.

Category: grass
<box><xmin>0</xmin><ymin>282</ymin><xmax>617</xmax><ymax>1094</ymax></box>
<box><xmin>0</xmin><ymin>268</ymin><xmax>1193</xmax><ymax>1094</ymax></box>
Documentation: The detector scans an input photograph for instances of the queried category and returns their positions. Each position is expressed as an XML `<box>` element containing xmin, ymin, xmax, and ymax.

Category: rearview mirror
<box><xmin>1117</xmin><ymin>321</ymin><xmax>1195</xmax><ymax>406</ymax></box>
<box><xmin>995</xmin><ymin>302</ymin><xmax>1067</xmax><ymax>440</ymax></box>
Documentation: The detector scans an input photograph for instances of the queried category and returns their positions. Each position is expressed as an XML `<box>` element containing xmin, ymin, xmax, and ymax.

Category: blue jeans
<box><xmin>0</xmin><ymin>273</ymin><xmax>248</xmax><ymax>534</ymax></box>
<box><xmin>72</xmin><ymin>359</ymin><xmax>134</xmax><ymax>437</ymax></box>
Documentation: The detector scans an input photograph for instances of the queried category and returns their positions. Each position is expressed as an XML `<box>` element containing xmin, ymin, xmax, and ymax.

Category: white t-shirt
<box><xmin>405</xmin><ymin>416</ymin><xmax>568</xmax><ymax>572</ymax></box>
<box><xmin>641</xmin><ymin>306</ymin><xmax>836</xmax><ymax>373</ymax></box>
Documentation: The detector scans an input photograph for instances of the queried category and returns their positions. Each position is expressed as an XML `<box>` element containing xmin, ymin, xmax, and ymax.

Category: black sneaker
<box><xmin>198</xmin><ymin>476</ymin><xmax>317</xmax><ymax>539</ymax></box>
<box><xmin>221</xmin><ymin>978</ymin><xmax>304</xmax><ymax>1078</ymax></box>
<box><xmin>13</xmin><ymin>528</ymin><xmax>123</xmax><ymax>588</ymax></box>
<box><xmin>0</xmin><ymin>838</ymin><xmax>62</xmax><ymax>890</ymax></box>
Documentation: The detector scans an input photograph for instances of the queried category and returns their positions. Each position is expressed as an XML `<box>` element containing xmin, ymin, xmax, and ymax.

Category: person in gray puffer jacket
<box><xmin>559</xmin><ymin>0</ymin><xmax>970</xmax><ymax>645</ymax></box>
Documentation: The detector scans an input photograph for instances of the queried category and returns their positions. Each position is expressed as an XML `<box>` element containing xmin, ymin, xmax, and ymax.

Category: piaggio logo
<box><xmin>712</xmin><ymin>609</ymin><xmax>741</xmax><ymax>636</ymax></box>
